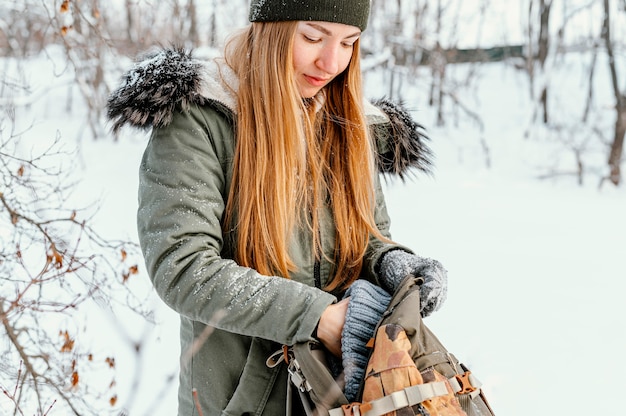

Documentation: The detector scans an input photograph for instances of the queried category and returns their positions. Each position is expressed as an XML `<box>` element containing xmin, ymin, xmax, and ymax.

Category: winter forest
<box><xmin>1</xmin><ymin>0</ymin><xmax>625</xmax><ymax>415</ymax></box>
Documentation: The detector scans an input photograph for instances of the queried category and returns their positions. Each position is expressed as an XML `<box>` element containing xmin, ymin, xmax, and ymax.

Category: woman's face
<box><xmin>292</xmin><ymin>21</ymin><xmax>361</xmax><ymax>98</ymax></box>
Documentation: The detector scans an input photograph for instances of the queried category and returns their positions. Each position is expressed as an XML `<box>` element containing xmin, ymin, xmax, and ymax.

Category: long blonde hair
<box><xmin>224</xmin><ymin>22</ymin><xmax>386</xmax><ymax>292</ymax></box>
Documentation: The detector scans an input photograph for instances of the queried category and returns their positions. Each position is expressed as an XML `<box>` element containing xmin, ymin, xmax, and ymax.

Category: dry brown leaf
<box><xmin>71</xmin><ymin>371</ymin><xmax>79</xmax><ymax>387</ymax></box>
<box><xmin>60</xmin><ymin>330</ymin><xmax>74</xmax><ymax>353</ymax></box>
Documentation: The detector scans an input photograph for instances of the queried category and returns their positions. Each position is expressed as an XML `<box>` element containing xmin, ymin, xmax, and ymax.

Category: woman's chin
<box><xmin>297</xmin><ymin>81</ymin><xmax>324</xmax><ymax>98</ymax></box>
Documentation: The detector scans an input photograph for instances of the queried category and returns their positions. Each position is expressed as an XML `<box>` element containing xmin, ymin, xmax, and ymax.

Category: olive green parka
<box><xmin>107</xmin><ymin>48</ymin><xmax>433</xmax><ymax>416</ymax></box>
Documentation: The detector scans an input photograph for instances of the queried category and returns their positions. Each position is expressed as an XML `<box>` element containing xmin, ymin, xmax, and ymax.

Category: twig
<box><xmin>192</xmin><ymin>389</ymin><xmax>204</xmax><ymax>416</ymax></box>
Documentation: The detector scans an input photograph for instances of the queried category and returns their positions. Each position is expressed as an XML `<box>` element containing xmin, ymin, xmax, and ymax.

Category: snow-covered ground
<box><xmin>3</xmin><ymin>42</ymin><xmax>626</xmax><ymax>415</ymax></box>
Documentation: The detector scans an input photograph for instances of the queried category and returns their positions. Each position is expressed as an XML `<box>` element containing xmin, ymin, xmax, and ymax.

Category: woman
<box><xmin>107</xmin><ymin>0</ymin><xmax>448</xmax><ymax>414</ymax></box>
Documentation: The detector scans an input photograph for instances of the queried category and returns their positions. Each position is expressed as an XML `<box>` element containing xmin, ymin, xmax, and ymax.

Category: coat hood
<box><xmin>107</xmin><ymin>47</ymin><xmax>433</xmax><ymax>177</ymax></box>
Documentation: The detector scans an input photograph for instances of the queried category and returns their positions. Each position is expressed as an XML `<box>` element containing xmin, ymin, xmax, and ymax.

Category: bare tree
<box><xmin>188</xmin><ymin>0</ymin><xmax>199</xmax><ymax>46</ymax></box>
<box><xmin>526</xmin><ymin>0</ymin><xmax>553</xmax><ymax>124</ymax></box>
<box><xmin>0</xmin><ymin>107</ymin><xmax>147</xmax><ymax>414</ymax></box>
<box><xmin>521</xmin><ymin>0</ymin><xmax>626</xmax><ymax>186</ymax></box>
<box><xmin>429</xmin><ymin>0</ymin><xmax>448</xmax><ymax>127</ymax></box>
<box><xmin>602</xmin><ymin>0</ymin><xmax>626</xmax><ymax>185</ymax></box>
<box><xmin>537</xmin><ymin>0</ymin><xmax>553</xmax><ymax>123</ymax></box>
<box><xmin>0</xmin><ymin>2</ymin><xmax>157</xmax><ymax>407</ymax></box>
<box><xmin>125</xmin><ymin>0</ymin><xmax>135</xmax><ymax>44</ymax></box>
<box><xmin>32</xmin><ymin>0</ymin><xmax>112</xmax><ymax>139</ymax></box>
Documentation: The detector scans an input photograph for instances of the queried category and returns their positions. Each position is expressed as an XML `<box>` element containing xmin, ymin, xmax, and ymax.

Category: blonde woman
<box><xmin>108</xmin><ymin>1</ymin><xmax>448</xmax><ymax>414</ymax></box>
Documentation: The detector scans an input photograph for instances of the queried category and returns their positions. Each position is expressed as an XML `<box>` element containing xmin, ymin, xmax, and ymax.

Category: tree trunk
<box><xmin>526</xmin><ymin>0</ymin><xmax>535</xmax><ymax>99</ymax></box>
<box><xmin>125</xmin><ymin>0</ymin><xmax>134</xmax><ymax>43</ymax></box>
<box><xmin>188</xmin><ymin>0</ymin><xmax>198</xmax><ymax>45</ymax></box>
<box><xmin>608</xmin><ymin>109</ymin><xmax>626</xmax><ymax>185</ymax></box>
<box><xmin>603</xmin><ymin>0</ymin><xmax>625</xmax><ymax>185</ymax></box>
<box><xmin>538</xmin><ymin>0</ymin><xmax>552</xmax><ymax>124</ymax></box>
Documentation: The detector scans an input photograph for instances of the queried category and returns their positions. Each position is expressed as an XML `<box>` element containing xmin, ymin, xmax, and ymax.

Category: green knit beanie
<box><xmin>249</xmin><ymin>0</ymin><xmax>371</xmax><ymax>31</ymax></box>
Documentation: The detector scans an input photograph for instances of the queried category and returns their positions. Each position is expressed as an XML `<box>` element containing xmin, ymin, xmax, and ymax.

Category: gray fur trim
<box><xmin>371</xmin><ymin>98</ymin><xmax>434</xmax><ymax>179</ymax></box>
<box><xmin>107</xmin><ymin>47</ymin><xmax>210</xmax><ymax>133</ymax></box>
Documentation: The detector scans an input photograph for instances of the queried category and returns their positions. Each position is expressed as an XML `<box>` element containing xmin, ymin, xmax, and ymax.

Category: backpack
<box><xmin>267</xmin><ymin>275</ymin><xmax>495</xmax><ymax>416</ymax></box>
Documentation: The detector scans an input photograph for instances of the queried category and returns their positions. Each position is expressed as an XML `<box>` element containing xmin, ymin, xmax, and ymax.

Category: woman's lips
<box><xmin>304</xmin><ymin>75</ymin><xmax>330</xmax><ymax>87</ymax></box>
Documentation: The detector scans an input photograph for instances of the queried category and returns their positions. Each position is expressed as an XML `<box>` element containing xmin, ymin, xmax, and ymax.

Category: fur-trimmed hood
<box><xmin>107</xmin><ymin>47</ymin><xmax>433</xmax><ymax>178</ymax></box>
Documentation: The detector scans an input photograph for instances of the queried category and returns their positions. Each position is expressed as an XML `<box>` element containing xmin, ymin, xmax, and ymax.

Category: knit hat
<box><xmin>341</xmin><ymin>280</ymin><xmax>391</xmax><ymax>402</ymax></box>
<box><xmin>249</xmin><ymin>0</ymin><xmax>371</xmax><ymax>31</ymax></box>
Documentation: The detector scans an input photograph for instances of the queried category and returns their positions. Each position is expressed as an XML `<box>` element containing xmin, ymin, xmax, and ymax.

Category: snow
<box><xmin>4</xmin><ymin>34</ymin><xmax>626</xmax><ymax>416</ymax></box>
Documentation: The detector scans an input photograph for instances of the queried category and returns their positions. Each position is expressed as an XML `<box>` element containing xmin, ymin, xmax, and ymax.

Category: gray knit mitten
<box><xmin>341</xmin><ymin>280</ymin><xmax>392</xmax><ymax>402</ymax></box>
<box><xmin>379</xmin><ymin>249</ymin><xmax>448</xmax><ymax>317</ymax></box>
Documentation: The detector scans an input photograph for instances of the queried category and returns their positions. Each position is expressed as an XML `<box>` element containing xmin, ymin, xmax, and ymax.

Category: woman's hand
<box><xmin>316</xmin><ymin>297</ymin><xmax>350</xmax><ymax>357</ymax></box>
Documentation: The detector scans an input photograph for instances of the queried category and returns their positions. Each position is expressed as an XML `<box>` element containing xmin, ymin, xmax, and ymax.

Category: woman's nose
<box><xmin>316</xmin><ymin>45</ymin><xmax>340</xmax><ymax>75</ymax></box>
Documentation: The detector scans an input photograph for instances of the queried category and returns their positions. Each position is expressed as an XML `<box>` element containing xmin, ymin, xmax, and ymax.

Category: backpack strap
<box><xmin>329</xmin><ymin>381</ymin><xmax>449</xmax><ymax>416</ymax></box>
<box><xmin>415</xmin><ymin>352</ymin><xmax>483</xmax><ymax>398</ymax></box>
<box><xmin>415</xmin><ymin>351</ymin><xmax>484</xmax><ymax>399</ymax></box>
<box><xmin>415</xmin><ymin>351</ymin><xmax>457</xmax><ymax>370</ymax></box>
<box><xmin>267</xmin><ymin>343</ymin><xmax>349</xmax><ymax>416</ymax></box>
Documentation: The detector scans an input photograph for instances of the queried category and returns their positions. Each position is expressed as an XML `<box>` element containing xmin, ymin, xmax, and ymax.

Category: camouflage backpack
<box><xmin>267</xmin><ymin>275</ymin><xmax>495</xmax><ymax>416</ymax></box>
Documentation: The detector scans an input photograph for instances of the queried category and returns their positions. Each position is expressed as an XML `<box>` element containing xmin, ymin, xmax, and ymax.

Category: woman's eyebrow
<box><xmin>304</xmin><ymin>22</ymin><xmax>361</xmax><ymax>39</ymax></box>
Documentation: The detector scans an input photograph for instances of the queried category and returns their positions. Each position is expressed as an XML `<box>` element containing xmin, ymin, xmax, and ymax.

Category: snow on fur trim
<box><xmin>107</xmin><ymin>47</ymin><xmax>209</xmax><ymax>133</ymax></box>
<box><xmin>371</xmin><ymin>98</ymin><xmax>433</xmax><ymax>179</ymax></box>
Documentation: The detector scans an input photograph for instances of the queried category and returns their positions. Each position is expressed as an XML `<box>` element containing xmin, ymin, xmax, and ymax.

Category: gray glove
<box><xmin>378</xmin><ymin>249</ymin><xmax>447</xmax><ymax>317</ymax></box>
<box><xmin>341</xmin><ymin>280</ymin><xmax>392</xmax><ymax>402</ymax></box>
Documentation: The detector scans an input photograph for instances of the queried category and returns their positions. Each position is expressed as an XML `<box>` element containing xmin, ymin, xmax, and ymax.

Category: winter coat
<box><xmin>107</xmin><ymin>48</ymin><xmax>432</xmax><ymax>416</ymax></box>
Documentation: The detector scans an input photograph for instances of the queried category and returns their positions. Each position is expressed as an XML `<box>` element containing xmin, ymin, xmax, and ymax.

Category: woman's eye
<box><xmin>303</xmin><ymin>35</ymin><xmax>320</xmax><ymax>43</ymax></box>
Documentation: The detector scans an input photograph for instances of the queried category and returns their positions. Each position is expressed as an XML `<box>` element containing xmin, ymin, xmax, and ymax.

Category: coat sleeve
<box><xmin>137</xmin><ymin>104</ymin><xmax>335</xmax><ymax>345</ymax></box>
<box><xmin>360</xmin><ymin>100</ymin><xmax>423</xmax><ymax>284</ymax></box>
<box><xmin>361</xmin><ymin>173</ymin><xmax>413</xmax><ymax>284</ymax></box>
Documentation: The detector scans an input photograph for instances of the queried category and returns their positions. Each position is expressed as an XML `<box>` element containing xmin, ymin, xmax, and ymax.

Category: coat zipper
<box><xmin>313</xmin><ymin>258</ymin><xmax>321</xmax><ymax>289</ymax></box>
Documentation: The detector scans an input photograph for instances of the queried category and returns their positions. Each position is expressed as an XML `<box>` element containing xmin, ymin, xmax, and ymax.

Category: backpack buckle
<box><xmin>454</xmin><ymin>371</ymin><xmax>477</xmax><ymax>394</ymax></box>
<box><xmin>287</xmin><ymin>356</ymin><xmax>312</xmax><ymax>392</ymax></box>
